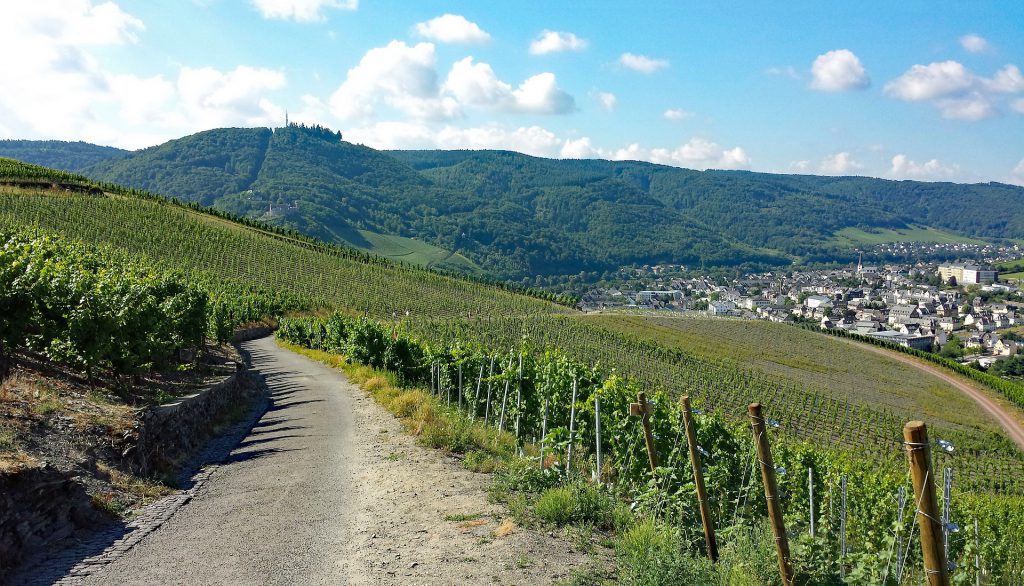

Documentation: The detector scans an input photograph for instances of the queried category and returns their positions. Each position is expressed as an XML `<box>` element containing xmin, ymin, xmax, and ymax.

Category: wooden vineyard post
<box><xmin>681</xmin><ymin>395</ymin><xmax>718</xmax><ymax>562</ymax></box>
<box><xmin>630</xmin><ymin>392</ymin><xmax>658</xmax><ymax>473</ymax></box>
<box><xmin>903</xmin><ymin>421</ymin><xmax>950</xmax><ymax>586</ymax></box>
<box><xmin>748</xmin><ymin>403</ymin><xmax>794</xmax><ymax>586</ymax></box>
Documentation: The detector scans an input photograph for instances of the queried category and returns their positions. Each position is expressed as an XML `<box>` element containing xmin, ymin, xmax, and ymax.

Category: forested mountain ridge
<box><xmin>2</xmin><ymin>127</ymin><xmax>1022</xmax><ymax>281</ymax></box>
<box><xmin>0</xmin><ymin>139</ymin><xmax>127</xmax><ymax>171</ymax></box>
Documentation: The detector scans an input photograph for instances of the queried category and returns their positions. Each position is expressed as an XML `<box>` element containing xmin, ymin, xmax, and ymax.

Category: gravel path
<box><xmin>71</xmin><ymin>336</ymin><xmax>593</xmax><ymax>585</ymax></box>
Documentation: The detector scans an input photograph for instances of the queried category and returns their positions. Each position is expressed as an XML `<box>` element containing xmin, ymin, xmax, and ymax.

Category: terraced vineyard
<box><xmin>0</xmin><ymin>160</ymin><xmax>568</xmax><ymax>320</ymax></box>
<box><xmin>404</xmin><ymin>313</ymin><xmax>1024</xmax><ymax>495</ymax></box>
<box><xmin>3</xmin><ymin>157</ymin><xmax>1024</xmax><ymax>496</ymax></box>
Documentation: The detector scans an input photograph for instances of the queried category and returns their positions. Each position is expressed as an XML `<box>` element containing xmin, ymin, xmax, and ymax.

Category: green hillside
<box><xmin>832</xmin><ymin>224</ymin><xmax>988</xmax><ymax>246</ymax></box>
<box><xmin>2</xmin><ymin>157</ymin><xmax>1023</xmax><ymax>496</ymax></box>
<box><xmin>6</xmin><ymin>128</ymin><xmax>1024</xmax><ymax>281</ymax></box>
<box><xmin>0</xmin><ymin>158</ymin><xmax>567</xmax><ymax>319</ymax></box>
<box><xmin>0</xmin><ymin>139</ymin><xmax>126</xmax><ymax>171</ymax></box>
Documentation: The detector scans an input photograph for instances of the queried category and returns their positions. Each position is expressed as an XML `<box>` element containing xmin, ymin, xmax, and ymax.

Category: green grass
<box><xmin>832</xmin><ymin>224</ymin><xmax>987</xmax><ymax>246</ymax></box>
<box><xmin>354</xmin><ymin>229</ymin><xmax>482</xmax><ymax>274</ymax></box>
<box><xmin>1002</xmin><ymin>271</ymin><xmax>1024</xmax><ymax>282</ymax></box>
<box><xmin>589</xmin><ymin>315</ymin><xmax>1001</xmax><ymax>433</ymax></box>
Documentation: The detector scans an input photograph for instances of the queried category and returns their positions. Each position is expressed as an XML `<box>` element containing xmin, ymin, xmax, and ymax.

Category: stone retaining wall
<box><xmin>122</xmin><ymin>366</ymin><xmax>254</xmax><ymax>477</ymax></box>
<box><xmin>0</xmin><ymin>463</ymin><xmax>105</xmax><ymax>575</ymax></box>
<box><xmin>232</xmin><ymin>326</ymin><xmax>274</xmax><ymax>344</ymax></box>
<box><xmin>1</xmin><ymin>335</ymin><xmax>266</xmax><ymax>576</ymax></box>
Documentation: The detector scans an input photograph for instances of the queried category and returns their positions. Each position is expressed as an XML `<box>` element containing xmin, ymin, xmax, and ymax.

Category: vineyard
<box><xmin>0</xmin><ymin>158</ymin><xmax>571</xmax><ymax>320</ymax></box>
<box><xmin>401</xmin><ymin>314</ymin><xmax>1024</xmax><ymax>498</ymax></box>
<box><xmin>4</xmin><ymin>156</ymin><xmax>1024</xmax><ymax>582</ymax></box>
<box><xmin>277</xmin><ymin>312</ymin><xmax>1024</xmax><ymax>584</ymax></box>
<box><xmin>0</xmin><ymin>229</ymin><xmax>303</xmax><ymax>389</ymax></box>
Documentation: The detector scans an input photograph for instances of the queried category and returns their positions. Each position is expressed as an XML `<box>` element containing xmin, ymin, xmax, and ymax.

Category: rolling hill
<box><xmin>2</xmin><ymin>157</ymin><xmax>1023</xmax><ymax>496</ymax></box>
<box><xmin>3</xmin><ymin>126</ymin><xmax>1023</xmax><ymax>281</ymax></box>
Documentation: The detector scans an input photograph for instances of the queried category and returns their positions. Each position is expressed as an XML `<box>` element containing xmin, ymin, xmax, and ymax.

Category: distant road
<box><xmin>853</xmin><ymin>341</ymin><xmax>1024</xmax><ymax>451</ymax></box>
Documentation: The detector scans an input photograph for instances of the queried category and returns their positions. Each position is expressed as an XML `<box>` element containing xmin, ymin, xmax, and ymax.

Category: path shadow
<box><xmin>234</xmin><ymin>434</ymin><xmax>309</xmax><ymax>449</ymax></box>
<box><xmin>222</xmin><ymin>446</ymin><xmax>302</xmax><ymax>465</ymax></box>
<box><xmin>248</xmin><ymin>425</ymin><xmax>309</xmax><ymax>436</ymax></box>
<box><xmin>6</xmin><ymin>336</ymin><xmax>280</xmax><ymax>586</ymax></box>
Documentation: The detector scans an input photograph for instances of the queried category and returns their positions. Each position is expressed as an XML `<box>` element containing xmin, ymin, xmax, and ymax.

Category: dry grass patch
<box><xmin>96</xmin><ymin>462</ymin><xmax>174</xmax><ymax>505</ymax></box>
<box><xmin>0</xmin><ymin>452</ymin><xmax>37</xmax><ymax>474</ymax></box>
<box><xmin>494</xmin><ymin>518</ymin><xmax>517</xmax><ymax>537</ymax></box>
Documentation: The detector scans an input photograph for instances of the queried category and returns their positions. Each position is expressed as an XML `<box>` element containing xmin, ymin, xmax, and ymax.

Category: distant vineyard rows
<box><xmin>278</xmin><ymin>313</ymin><xmax>1024</xmax><ymax>583</ymax></box>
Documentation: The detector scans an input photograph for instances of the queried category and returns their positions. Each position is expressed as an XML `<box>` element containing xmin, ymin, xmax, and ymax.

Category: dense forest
<box><xmin>3</xmin><ymin>127</ymin><xmax>1023</xmax><ymax>280</ymax></box>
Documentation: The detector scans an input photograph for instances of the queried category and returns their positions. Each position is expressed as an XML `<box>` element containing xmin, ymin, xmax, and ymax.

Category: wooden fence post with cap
<box><xmin>748</xmin><ymin>402</ymin><xmax>794</xmax><ymax>586</ymax></box>
<box><xmin>630</xmin><ymin>392</ymin><xmax>658</xmax><ymax>473</ymax></box>
<box><xmin>682</xmin><ymin>395</ymin><xmax>718</xmax><ymax>562</ymax></box>
<box><xmin>903</xmin><ymin>420</ymin><xmax>950</xmax><ymax>586</ymax></box>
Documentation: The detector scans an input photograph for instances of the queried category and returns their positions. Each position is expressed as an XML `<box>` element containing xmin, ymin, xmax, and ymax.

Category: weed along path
<box><xmin>74</xmin><ymin>336</ymin><xmax>589</xmax><ymax>585</ymax></box>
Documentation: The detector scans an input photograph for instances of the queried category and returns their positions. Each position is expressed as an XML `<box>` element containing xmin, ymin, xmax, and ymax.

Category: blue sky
<box><xmin>2</xmin><ymin>1</ymin><xmax>1023</xmax><ymax>184</ymax></box>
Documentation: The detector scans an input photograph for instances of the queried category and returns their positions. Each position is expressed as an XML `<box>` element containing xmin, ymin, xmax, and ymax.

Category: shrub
<box><xmin>535</xmin><ymin>486</ymin><xmax>575</xmax><ymax>525</ymax></box>
<box><xmin>534</xmin><ymin>481</ymin><xmax>617</xmax><ymax>529</ymax></box>
<box><xmin>615</xmin><ymin>519</ymin><xmax>720</xmax><ymax>586</ymax></box>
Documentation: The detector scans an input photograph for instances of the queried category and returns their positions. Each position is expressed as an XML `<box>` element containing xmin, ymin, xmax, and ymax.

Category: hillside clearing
<box><xmin>832</xmin><ymin>224</ymin><xmax>987</xmax><ymax>246</ymax></box>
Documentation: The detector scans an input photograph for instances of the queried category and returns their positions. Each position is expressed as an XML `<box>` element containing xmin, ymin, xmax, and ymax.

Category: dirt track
<box><xmin>64</xmin><ymin>336</ymin><xmax>593</xmax><ymax>585</ymax></box>
<box><xmin>855</xmin><ymin>342</ymin><xmax>1024</xmax><ymax>451</ymax></box>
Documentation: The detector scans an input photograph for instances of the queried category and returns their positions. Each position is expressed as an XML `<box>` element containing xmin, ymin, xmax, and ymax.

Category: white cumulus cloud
<box><xmin>819</xmin><ymin>152</ymin><xmax>864</xmax><ymax>175</ymax></box>
<box><xmin>177</xmin><ymin>65</ymin><xmax>287</xmax><ymax>128</ymax></box>
<box><xmin>329</xmin><ymin>41</ymin><xmax>458</xmax><ymax>121</ymax></box>
<box><xmin>441</xmin><ymin>56</ymin><xmax>575</xmax><ymax>115</ymax></box>
<box><xmin>960</xmin><ymin>33</ymin><xmax>992</xmax><ymax>54</ymax></box>
<box><xmin>595</xmin><ymin>91</ymin><xmax>616</xmax><ymax>111</ymax></box>
<box><xmin>619</xmin><ymin>53</ymin><xmax>669</xmax><ymax>74</ymax></box>
<box><xmin>529</xmin><ymin>30</ymin><xmax>587</xmax><ymax>55</ymax></box>
<box><xmin>510</xmin><ymin>73</ymin><xmax>576</xmax><ymax>114</ymax></box>
<box><xmin>249</xmin><ymin>0</ymin><xmax>357</xmax><ymax>22</ymax></box>
<box><xmin>414</xmin><ymin>14</ymin><xmax>490</xmax><ymax>44</ymax></box>
<box><xmin>1012</xmin><ymin>98</ymin><xmax>1024</xmax><ymax>114</ymax></box>
<box><xmin>0</xmin><ymin>2</ymin><xmax>292</xmax><ymax>148</ymax></box>
<box><xmin>611</xmin><ymin>137</ymin><xmax>750</xmax><ymax>170</ymax></box>
<box><xmin>809</xmin><ymin>49</ymin><xmax>870</xmax><ymax>92</ymax></box>
<box><xmin>560</xmin><ymin>137</ymin><xmax>599</xmax><ymax>159</ymax></box>
<box><xmin>889</xmin><ymin>154</ymin><xmax>960</xmax><ymax>180</ymax></box>
<box><xmin>884</xmin><ymin>61</ymin><xmax>1024</xmax><ymax>120</ymax></box>
<box><xmin>663</xmin><ymin>108</ymin><xmax>693</xmax><ymax>121</ymax></box>
<box><xmin>884</xmin><ymin>61</ymin><xmax>974</xmax><ymax>101</ymax></box>
<box><xmin>1010</xmin><ymin>159</ymin><xmax>1024</xmax><ymax>186</ymax></box>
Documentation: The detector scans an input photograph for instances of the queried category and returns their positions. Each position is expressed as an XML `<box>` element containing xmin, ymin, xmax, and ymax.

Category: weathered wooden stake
<box><xmin>903</xmin><ymin>420</ymin><xmax>950</xmax><ymax>586</ymax></box>
<box><xmin>748</xmin><ymin>402</ymin><xmax>794</xmax><ymax>586</ymax></box>
<box><xmin>458</xmin><ymin>363</ymin><xmax>463</xmax><ymax>411</ymax></box>
<box><xmin>682</xmin><ymin>395</ymin><xmax>718</xmax><ymax>562</ymax></box>
<box><xmin>630</xmin><ymin>392</ymin><xmax>658</xmax><ymax>473</ymax></box>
